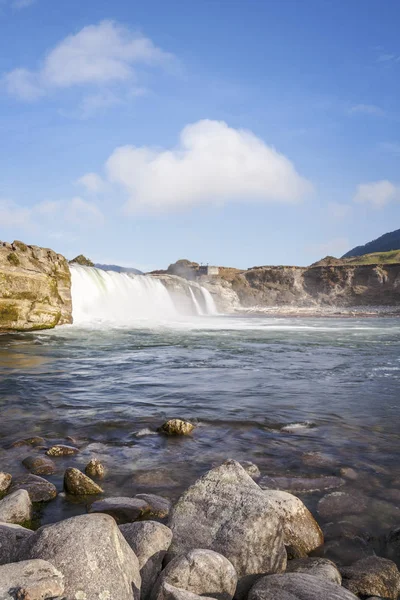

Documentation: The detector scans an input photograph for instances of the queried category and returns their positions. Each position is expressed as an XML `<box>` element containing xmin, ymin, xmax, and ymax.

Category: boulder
<box><xmin>120</xmin><ymin>521</ymin><xmax>173</xmax><ymax>600</ymax></box>
<box><xmin>0</xmin><ymin>559</ymin><xmax>64</xmax><ymax>600</ymax></box>
<box><xmin>19</xmin><ymin>513</ymin><xmax>141</xmax><ymax>600</ymax></box>
<box><xmin>0</xmin><ymin>472</ymin><xmax>12</xmax><ymax>494</ymax></box>
<box><xmin>311</xmin><ymin>537</ymin><xmax>374</xmax><ymax>566</ymax></box>
<box><xmin>64</xmin><ymin>467</ymin><xmax>103</xmax><ymax>495</ymax></box>
<box><xmin>156</xmin><ymin>582</ymin><xmax>215</xmax><ymax>600</ymax></box>
<box><xmin>341</xmin><ymin>556</ymin><xmax>400</xmax><ymax>599</ymax></box>
<box><xmin>263</xmin><ymin>490</ymin><xmax>323</xmax><ymax>558</ymax></box>
<box><xmin>22</xmin><ymin>455</ymin><xmax>56</xmax><ymax>475</ymax></box>
<box><xmin>10</xmin><ymin>474</ymin><xmax>57</xmax><ymax>502</ymax></box>
<box><xmin>168</xmin><ymin>460</ymin><xmax>286</xmax><ymax>599</ymax></box>
<box><xmin>286</xmin><ymin>557</ymin><xmax>342</xmax><ymax>584</ymax></box>
<box><xmin>248</xmin><ymin>573</ymin><xmax>358</xmax><ymax>600</ymax></box>
<box><xmin>46</xmin><ymin>444</ymin><xmax>79</xmax><ymax>456</ymax></box>
<box><xmin>135</xmin><ymin>493</ymin><xmax>171</xmax><ymax>519</ymax></box>
<box><xmin>317</xmin><ymin>492</ymin><xmax>368</xmax><ymax>520</ymax></box>
<box><xmin>85</xmin><ymin>458</ymin><xmax>106</xmax><ymax>478</ymax></box>
<box><xmin>158</xmin><ymin>419</ymin><xmax>195</xmax><ymax>436</ymax></box>
<box><xmin>0</xmin><ymin>523</ymin><xmax>33</xmax><ymax>565</ymax></box>
<box><xmin>0</xmin><ymin>490</ymin><xmax>32</xmax><ymax>525</ymax></box>
<box><xmin>89</xmin><ymin>497</ymin><xmax>148</xmax><ymax>523</ymax></box>
<box><xmin>153</xmin><ymin>549</ymin><xmax>237</xmax><ymax>600</ymax></box>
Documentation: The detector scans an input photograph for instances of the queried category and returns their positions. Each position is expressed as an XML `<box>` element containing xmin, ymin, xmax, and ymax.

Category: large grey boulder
<box><xmin>263</xmin><ymin>490</ymin><xmax>323</xmax><ymax>558</ymax></box>
<box><xmin>286</xmin><ymin>557</ymin><xmax>342</xmax><ymax>584</ymax></box>
<box><xmin>168</xmin><ymin>460</ymin><xmax>286</xmax><ymax>599</ymax></box>
<box><xmin>153</xmin><ymin>549</ymin><xmax>237</xmax><ymax>600</ymax></box>
<box><xmin>248</xmin><ymin>573</ymin><xmax>358</xmax><ymax>600</ymax></box>
<box><xmin>157</xmin><ymin>583</ymin><xmax>215</xmax><ymax>600</ymax></box>
<box><xmin>89</xmin><ymin>496</ymin><xmax>149</xmax><ymax>523</ymax></box>
<box><xmin>0</xmin><ymin>559</ymin><xmax>64</xmax><ymax>599</ymax></box>
<box><xmin>341</xmin><ymin>556</ymin><xmax>400</xmax><ymax>599</ymax></box>
<box><xmin>120</xmin><ymin>521</ymin><xmax>173</xmax><ymax>600</ymax></box>
<box><xmin>0</xmin><ymin>522</ymin><xmax>33</xmax><ymax>565</ymax></box>
<box><xmin>0</xmin><ymin>472</ymin><xmax>12</xmax><ymax>494</ymax></box>
<box><xmin>19</xmin><ymin>513</ymin><xmax>141</xmax><ymax>600</ymax></box>
<box><xmin>0</xmin><ymin>489</ymin><xmax>32</xmax><ymax>525</ymax></box>
<box><xmin>9</xmin><ymin>474</ymin><xmax>57</xmax><ymax>502</ymax></box>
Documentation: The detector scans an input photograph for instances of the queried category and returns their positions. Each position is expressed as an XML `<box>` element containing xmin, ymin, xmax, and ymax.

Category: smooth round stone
<box><xmin>158</xmin><ymin>419</ymin><xmax>195</xmax><ymax>436</ymax></box>
<box><xmin>46</xmin><ymin>444</ymin><xmax>79</xmax><ymax>457</ymax></box>
<box><xmin>10</xmin><ymin>474</ymin><xmax>57</xmax><ymax>503</ymax></box>
<box><xmin>89</xmin><ymin>497</ymin><xmax>148</xmax><ymax>523</ymax></box>
<box><xmin>22</xmin><ymin>455</ymin><xmax>56</xmax><ymax>475</ymax></box>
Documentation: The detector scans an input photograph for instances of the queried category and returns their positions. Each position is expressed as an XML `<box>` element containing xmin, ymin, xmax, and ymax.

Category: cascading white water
<box><xmin>70</xmin><ymin>265</ymin><xmax>217</xmax><ymax>325</ymax></box>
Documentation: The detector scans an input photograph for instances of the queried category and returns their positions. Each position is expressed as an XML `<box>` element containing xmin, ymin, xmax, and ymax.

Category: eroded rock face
<box><xmin>0</xmin><ymin>490</ymin><xmax>32</xmax><ymax>525</ymax></box>
<box><xmin>263</xmin><ymin>490</ymin><xmax>324</xmax><ymax>558</ymax></box>
<box><xmin>120</xmin><ymin>521</ymin><xmax>173</xmax><ymax>600</ymax></box>
<box><xmin>153</xmin><ymin>549</ymin><xmax>237</xmax><ymax>600</ymax></box>
<box><xmin>0</xmin><ymin>559</ymin><xmax>64</xmax><ymax>600</ymax></box>
<box><xmin>286</xmin><ymin>557</ymin><xmax>342</xmax><ymax>584</ymax></box>
<box><xmin>168</xmin><ymin>460</ymin><xmax>286</xmax><ymax>599</ymax></box>
<box><xmin>248</xmin><ymin>573</ymin><xmax>358</xmax><ymax>600</ymax></box>
<box><xmin>341</xmin><ymin>556</ymin><xmax>400</xmax><ymax>599</ymax></box>
<box><xmin>0</xmin><ymin>240</ymin><xmax>72</xmax><ymax>331</ymax></box>
<box><xmin>64</xmin><ymin>467</ymin><xmax>103</xmax><ymax>495</ymax></box>
<box><xmin>0</xmin><ymin>523</ymin><xmax>33</xmax><ymax>565</ymax></box>
<box><xmin>19</xmin><ymin>513</ymin><xmax>141</xmax><ymax>600</ymax></box>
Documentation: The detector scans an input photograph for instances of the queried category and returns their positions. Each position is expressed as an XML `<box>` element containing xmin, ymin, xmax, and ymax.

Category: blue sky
<box><xmin>0</xmin><ymin>0</ymin><xmax>399</xmax><ymax>269</ymax></box>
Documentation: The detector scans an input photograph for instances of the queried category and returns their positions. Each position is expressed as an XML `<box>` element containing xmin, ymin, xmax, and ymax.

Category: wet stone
<box><xmin>46</xmin><ymin>444</ymin><xmax>79</xmax><ymax>457</ymax></box>
<box><xmin>259</xmin><ymin>475</ymin><xmax>345</xmax><ymax>493</ymax></box>
<box><xmin>341</xmin><ymin>556</ymin><xmax>400</xmax><ymax>600</ymax></box>
<box><xmin>135</xmin><ymin>493</ymin><xmax>171</xmax><ymax>519</ymax></box>
<box><xmin>0</xmin><ymin>471</ymin><xmax>12</xmax><ymax>494</ymax></box>
<box><xmin>241</xmin><ymin>461</ymin><xmax>261</xmax><ymax>479</ymax></box>
<box><xmin>11</xmin><ymin>437</ymin><xmax>46</xmax><ymax>448</ymax></box>
<box><xmin>22</xmin><ymin>455</ymin><xmax>56</xmax><ymax>476</ymax></box>
<box><xmin>85</xmin><ymin>458</ymin><xmax>106</xmax><ymax>479</ymax></box>
<box><xmin>317</xmin><ymin>492</ymin><xmax>369</xmax><ymax>520</ymax></box>
<box><xmin>158</xmin><ymin>419</ymin><xmax>195</xmax><ymax>436</ymax></box>
<box><xmin>64</xmin><ymin>467</ymin><xmax>103</xmax><ymax>495</ymax></box>
<box><xmin>89</xmin><ymin>496</ymin><xmax>148</xmax><ymax>523</ymax></box>
<box><xmin>10</xmin><ymin>474</ymin><xmax>57</xmax><ymax>503</ymax></box>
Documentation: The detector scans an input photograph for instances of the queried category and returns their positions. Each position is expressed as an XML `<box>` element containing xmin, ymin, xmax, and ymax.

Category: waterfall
<box><xmin>70</xmin><ymin>265</ymin><xmax>216</xmax><ymax>325</ymax></box>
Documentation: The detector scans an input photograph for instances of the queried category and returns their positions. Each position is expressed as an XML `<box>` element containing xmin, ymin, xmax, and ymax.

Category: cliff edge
<box><xmin>0</xmin><ymin>240</ymin><xmax>72</xmax><ymax>331</ymax></box>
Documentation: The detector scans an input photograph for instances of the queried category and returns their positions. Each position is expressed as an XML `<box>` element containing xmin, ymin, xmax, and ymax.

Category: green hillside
<box><xmin>345</xmin><ymin>249</ymin><xmax>400</xmax><ymax>265</ymax></box>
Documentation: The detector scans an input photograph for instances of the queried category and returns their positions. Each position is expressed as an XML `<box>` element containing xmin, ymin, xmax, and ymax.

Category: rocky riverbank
<box><xmin>0</xmin><ymin>420</ymin><xmax>399</xmax><ymax>599</ymax></box>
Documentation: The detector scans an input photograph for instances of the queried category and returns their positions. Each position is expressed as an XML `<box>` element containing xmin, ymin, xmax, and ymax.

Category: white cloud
<box><xmin>4</xmin><ymin>20</ymin><xmax>174</xmax><ymax>101</ymax></box>
<box><xmin>76</xmin><ymin>173</ymin><xmax>105</xmax><ymax>193</ymax></box>
<box><xmin>349</xmin><ymin>104</ymin><xmax>385</xmax><ymax>116</ymax></box>
<box><xmin>95</xmin><ymin>119</ymin><xmax>312</xmax><ymax>213</ymax></box>
<box><xmin>353</xmin><ymin>180</ymin><xmax>400</xmax><ymax>208</ymax></box>
<box><xmin>327</xmin><ymin>202</ymin><xmax>352</xmax><ymax>219</ymax></box>
<box><xmin>65</xmin><ymin>197</ymin><xmax>104</xmax><ymax>224</ymax></box>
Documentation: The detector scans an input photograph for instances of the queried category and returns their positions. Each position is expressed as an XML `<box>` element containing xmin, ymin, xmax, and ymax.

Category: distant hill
<box><xmin>342</xmin><ymin>228</ymin><xmax>400</xmax><ymax>258</ymax></box>
<box><xmin>95</xmin><ymin>263</ymin><xmax>143</xmax><ymax>275</ymax></box>
<box><xmin>311</xmin><ymin>250</ymin><xmax>400</xmax><ymax>267</ymax></box>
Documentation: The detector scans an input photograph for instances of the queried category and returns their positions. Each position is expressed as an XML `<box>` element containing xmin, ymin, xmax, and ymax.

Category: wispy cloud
<box><xmin>83</xmin><ymin>119</ymin><xmax>313</xmax><ymax>214</ymax></box>
<box><xmin>349</xmin><ymin>104</ymin><xmax>385</xmax><ymax>117</ymax></box>
<box><xmin>353</xmin><ymin>180</ymin><xmax>400</xmax><ymax>209</ymax></box>
<box><xmin>4</xmin><ymin>20</ymin><xmax>175</xmax><ymax>106</ymax></box>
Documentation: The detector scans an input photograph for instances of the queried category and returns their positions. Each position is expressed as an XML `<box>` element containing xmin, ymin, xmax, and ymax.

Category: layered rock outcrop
<box><xmin>0</xmin><ymin>240</ymin><xmax>72</xmax><ymax>331</ymax></box>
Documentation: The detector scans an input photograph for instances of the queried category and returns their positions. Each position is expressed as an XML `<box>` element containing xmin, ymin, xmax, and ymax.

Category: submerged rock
<box><xmin>46</xmin><ymin>444</ymin><xmax>79</xmax><ymax>457</ymax></box>
<box><xmin>85</xmin><ymin>458</ymin><xmax>106</xmax><ymax>479</ymax></box>
<box><xmin>135</xmin><ymin>493</ymin><xmax>171</xmax><ymax>519</ymax></box>
<box><xmin>317</xmin><ymin>492</ymin><xmax>368</xmax><ymax>520</ymax></box>
<box><xmin>20</xmin><ymin>513</ymin><xmax>141</xmax><ymax>600</ymax></box>
<box><xmin>0</xmin><ymin>471</ymin><xmax>12</xmax><ymax>494</ymax></box>
<box><xmin>341</xmin><ymin>556</ymin><xmax>400</xmax><ymax>599</ymax></box>
<box><xmin>248</xmin><ymin>572</ymin><xmax>358</xmax><ymax>600</ymax></box>
<box><xmin>89</xmin><ymin>496</ymin><xmax>148</xmax><ymax>523</ymax></box>
<box><xmin>259</xmin><ymin>475</ymin><xmax>345</xmax><ymax>493</ymax></box>
<box><xmin>153</xmin><ymin>549</ymin><xmax>237</xmax><ymax>600</ymax></box>
<box><xmin>0</xmin><ymin>489</ymin><xmax>32</xmax><ymax>525</ymax></box>
<box><xmin>64</xmin><ymin>467</ymin><xmax>103</xmax><ymax>495</ymax></box>
<box><xmin>158</xmin><ymin>419</ymin><xmax>195</xmax><ymax>436</ymax></box>
<box><xmin>22</xmin><ymin>455</ymin><xmax>56</xmax><ymax>475</ymax></box>
<box><xmin>11</xmin><ymin>437</ymin><xmax>46</xmax><ymax>448</ymax></box>
<box><xmin>168</xmin><ymin>459</ymin><xmax>286</xmax><ymax>599</ymax></box>
<box><xmin>241</xmin><ymin>461</ymin><xmax>261</xmax><ymax>480</ymax></box>
<box><xmin>286</xmin><ymin>557</ymin><xmax>342</xmax><ymax>584</ymax></box>
<box><xmin>120</xmin><ymin>521</ymin><xmax>173</xmax><ymax>600</ymax></box>
<box><xmin>0</xmin><ymin>523</ymin><xmax>33</xmax><ymax>565</ymax></box>
<box><xmin>0</xmin><ymin>559</ymin><xmax>64</xmax><ymax>600</ymax></box>
<box><xmin>263</xmin><ymin>490</ymin><xmax>324</xmax><ymax>558</ymax></box>
<box><xmin>10</xmin><ymin>474</ymin><xmax>57</xmax><ymax>502</ymax></box>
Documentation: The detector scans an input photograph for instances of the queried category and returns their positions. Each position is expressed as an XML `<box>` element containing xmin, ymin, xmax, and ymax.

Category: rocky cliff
<box><xmin>0</xmin><ymin>240</ymin><xmax>72</xmax><ymax>331</ymax></box>
<box><xmin>226</xmin><ymin>264</ymin><xmax>400</xmax><ymax>308</ymax></box>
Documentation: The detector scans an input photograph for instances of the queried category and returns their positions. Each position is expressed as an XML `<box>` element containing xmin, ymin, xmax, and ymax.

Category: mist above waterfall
<box><xmin>70</xmin><ymin>265</ymin><xmax>217</xmax><ymax>326</ymax></box>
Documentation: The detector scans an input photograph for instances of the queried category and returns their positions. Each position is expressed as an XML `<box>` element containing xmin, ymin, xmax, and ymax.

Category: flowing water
<box><xmin>0</xmin><ymin>268</ymin><xmax>399</xmax><ymax>562</ymax></box>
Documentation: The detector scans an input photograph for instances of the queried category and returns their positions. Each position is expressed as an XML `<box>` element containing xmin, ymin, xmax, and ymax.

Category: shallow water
<box><xmin>1</xmin><ymin>315</ymin><xmax>399</xmax><ymax>554</ymax></box>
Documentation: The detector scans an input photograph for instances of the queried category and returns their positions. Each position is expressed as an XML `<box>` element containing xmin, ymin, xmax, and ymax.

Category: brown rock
<box><xmin>64</xmin><ymin>468</ymin><xmax>103</xmax><ymax>495</ymax></box>
<box><xmin>158</xmin><ymin>419</ymin><xmax>195</xmax><ymax>436</ymax></box>
<box><xmin>0</xmin><ymin>472</ymin><xmax>12</xmax><ymax>494</ymax></box>
<box><xmin>22</xmin><ymin>455</ymin><xmax>56</xmax><ymax>476</ymax></box>
<box><xmin>46</xmin><ymin>444</ymin><xmax>79</xmax><ymax>457</ymax></box>
<box><xmin>85</xmin><ymin>458</ymin><xmax>106</xmax><ymax>479</ymax></box>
